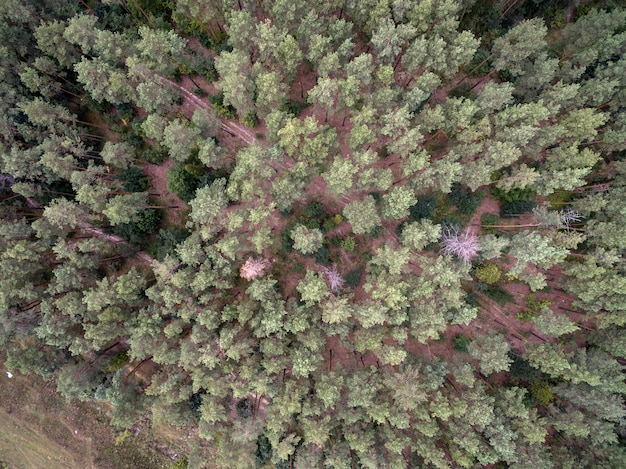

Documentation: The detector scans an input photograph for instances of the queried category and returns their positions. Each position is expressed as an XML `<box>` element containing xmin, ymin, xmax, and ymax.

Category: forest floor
<box><xmin>0</xmin><ymin>354</ymin><xmax>176</xmax><ymax>469</ymax></box>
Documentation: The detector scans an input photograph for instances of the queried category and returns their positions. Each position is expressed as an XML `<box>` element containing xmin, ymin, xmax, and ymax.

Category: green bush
<box><xmin>367</xmin><ymin>225</ymin><xmax>384</xmax><ymax>239</ymax></box>
<box><xmin>323</xmin><ymin>217</ymin><xmax>338</xmax><ymax>232</ymax></box>
<box><xmin>166</xmin><ymin>164</ymin><xmax>200</xmax><ymax>203</ymax></box>
<box><xmin>113</xmin><ymin>208</ymin><xmax>162</xmax><ymax>245</ymax></box>
<box><xmin>281</xmin><ymin>221</ymin><xmax>297</xmax><ymax>253</ymax></box>
<box><xmin>501</xmin><ymin>200</ymin><xmax>536</xmax><ymax>217</ymax></box>
<box><xmin>116</xmin><ymin>166</ymin><xmax>150</xmax><ymax>192</ymax></box>
<box><xmin>315</xmin><ymin>245</ymin><xmax>330</xmax><ymax>265</ymax></box>
<box><xmin>465</xmin><ymin>47</ymin><xmax>492</xmax><ymax>77</ymax></box>
<box><xmin>135</xmin><ymin>208</ymin><xmax>162</xmax><ymax>233</ymax></box>
<box><xmin>341</xmin><ymin>236</ymin><xmax>356</xmax><ymax>253</ymax></box>
<box><xmin>491</xmin><ymin>186</ymin><xmax>536</xmax><ymax>204</ymax></box>
<box><xmin>452</xmin><ymin>334</ymin><xmax>472</xmax><ymax>352</ymax></box>
<box><xmin>529</xmin><ymin>381</ymin><xmax>554</xmax><ymax>405</ymax></box>
<box><xmin>330</xmin><ymin>236</ymin><xmax>342</xmax><ymax>247</ymax></box>
<box><xmin>481</xmin><ymin>212</ymin><xmax>499</xmax><ymax>227</ymax></box>
<box><xmin>107</xmin><ymin>352</ymin><xmax>129</xmax><ymax>372</ymax></box>
<box><xmin>410</xmin><ymin>195</ymin><xmax>436</xmax><ymax>220</ymax></box>
<box><xmin>140</xmin><ymin>147</ymin><xmax>167</xmax><ymax>164</ymax></box>
<box><xmin>302</xmin><ymin>201</ymin><xmax>326</xmax><ymax>218</ymax></box>
<box><xmin>208</xmin><ymin>92</ymin><xmax>237</xmax><ymax>119</ymax></box>
<box><xmin>344</xmin><ymin>268</ymin><xmax>362</xmax><ymax>288</ymax></box>
<box><xmin>517</xmin><ymin>310</ymin><xmax>538</xmax><ymax>322</ymax></box>
<box><xmin>281</xmin><ymin>99</ymin><xmax>306</xmax><ymax>116</ymax></box>
<box><xmin>241</xmin><ymin>112</ymin><xmax>259</xmax><ymax>128</ymax></box>
<box><xmin>475</xmin><ymin>263</ymin><xmax>501</xmax><ymax>284</ymax></box>
<box><xmin>151</xmin><ymin>227</ymin><xmax>189</xmax><ymax>261</ymax></box>
<box><xmin>449</xmin><ymin>184</ymin><xmax>484</xmax><ymax>214</ymax></box>
<box><xmin>449</xmin><ymin>83</ymin><xmax>477</xmax><ymax>100</ymax></box>
<box><xmin>476</xmin><ymin>282</ymin><xmax>514</xmax><ymax>305</ymax></box>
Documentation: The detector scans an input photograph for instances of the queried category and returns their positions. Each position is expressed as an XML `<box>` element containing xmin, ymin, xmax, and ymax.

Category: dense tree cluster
<box><xmin>1</xmin><ymin>0</ymin><xmax>626</xmax><ymax>467</ymax></box>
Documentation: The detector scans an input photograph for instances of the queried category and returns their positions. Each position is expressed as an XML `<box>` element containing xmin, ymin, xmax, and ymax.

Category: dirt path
<box><xmin>162</xmin><ymin>78</ymin><xmax>258</xmax><ymax>145</ymax></box>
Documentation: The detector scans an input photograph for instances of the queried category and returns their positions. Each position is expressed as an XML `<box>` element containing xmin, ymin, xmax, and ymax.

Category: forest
<box><xmin>1</xmin><ymin>0</ymin><xmax>626</xmax><ymax>467</ymax></box>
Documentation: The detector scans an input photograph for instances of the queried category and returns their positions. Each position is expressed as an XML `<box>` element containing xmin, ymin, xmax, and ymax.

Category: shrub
<box><xmin>116</xmin><ymin>166</ymin><xmax>150</xmax><ymax>192</ymax></box>
<box><xmin>280</xmin><ymin>221</ymin><xmax>297</xmax><ymax>253</ymax></box>
<box><xmin>302</xmin><ymin>201</ymin><xmax>326</xmax><ymax>218</ymax></box>
<box><xmin>235</xmin><ymin>399</ymin><xmax>253</xmax><ymax>419</ymax></box>
<box><xmin>482</xmin><ymin>283</ymin><xmax>514</xmax><ymax>305</ymax></box>
<box><xmin>465</xmin><ymin>47</ymin><xmax>492</xmax><ymax>77</ymax></box>
<box><xmin>281</xmin><ymin>100</ymin><xmax>306</xmax><ymax>116</ymax></box>
<box><xmin>344</xmin><ymin>268</ymin><xmax>362</xmax><ymax>288</ymax></box>
<box><xmin>501</xmin><ymin>199</ymin><xmax>536</xmax><ymax>217</ymax></box>
<box><xmin>367</xmin><ymin>225</ymin><xmax>384</xmax><ymax>239</ymax></box>
<box><xmin>475</xmin><ymin>263</ymin><xmax>501</xmax><ymax>284</ymax></box>
<box><xmin>449</xmin><ymin>184</ymin><xmax>484</xmax><ymax>214</ymax></box>
<box><xmin>152</xmin><ymin>227</ymin><xmax>189</xmax><ymax>261</ymax></box>
<box><xmin>465</xmin><ymin>291</ymin><xmax>479</xmax><ymax>308</ymax></box>
<box><xmin>449</xmin><ymin>83</ymin><xmax>476</xmax><ymax>100</ymax></box>
<box><xmin>107</xmin><ymin>352</ymin><xmax>128</xmax><ymax>372</ymax></box>
<box><xmin>410</xmin><ymin>195</ymin><xmax>436</xmax><ymax>220</ymax></box>
<box><xmin>315</xmin><ymin>244</ymin><xmax>330</xmax><ymax>265</ymax></box>
<box><xmin>517</xmin><ymin>310</ymin><xmax>538</xmax><ymax>322</ymax></box>
<box><xmin>134</xmin><ymin>208</ymin><xmax>162</xmax><ymax>233</ymax></box>
<box><xmin>140</xmin><ymin>147</ymin><xmax>167</xmax><ymax>164</ymax></box>
<box><xmin>491</xmin><ymin>186</ymin><xmax>536</xmax><ymax>204</ymax></box>
<box><xmin>166</xmin><ymin>164</ymin><xmax>200</xmax><ymax>203</ymax></box>
<box><xmin>322</xmin><ymin>217</ymin><xmax>338</xmax><ymax>232</ymax></box>
<box><xmin>241</xmin><ymin>112</ymin><xmax>259</xmax><ymax>128</ymax></box>
<box><xmin>192</xmin><ymin>87</ymin><xmax>207</xmax><ymax>97</ymax></box>
<box><xmin>529</xmin><ymin>381</ymin><xmax>554</xmax><ymax>405</ymax></box>
<box><xmin>341</xmin><ymin>236</ymin><xmax>356</xmax><ymax>253</ymax></box>
<box><xmin>452</xmin><ymin>334</ymin><xmax>472</xmax><ymax>352</ymax></box>
<box><xmin>481</xmin><ymin>213</ymin><xmax>499</xmax><ymax>227</ymax></box>
<box><xmin>208</xmin><ymin>92</ymin><xmax>237</xmax><ymax>119</ymax></box>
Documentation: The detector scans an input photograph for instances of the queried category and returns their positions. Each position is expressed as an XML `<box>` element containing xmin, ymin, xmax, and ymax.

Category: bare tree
<box><xmin>240</xmin><ymin>257</ymin><xmax>272</xmax><ymax>280</ymax></box>
<box><xmin>440</xmin><ymin>226</ymin><xmax>480</xmax><ymax>264</ymax></box>
<box><xmin>321</xmin><ymin>264</ymin><xmax>345</xmax><ymax>292</ymax></box>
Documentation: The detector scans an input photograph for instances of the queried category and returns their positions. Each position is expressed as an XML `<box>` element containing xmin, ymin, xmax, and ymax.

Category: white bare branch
<box><xmin>440</xmin><ymin>226</ymin><xmax>480</xmax><ymax>264</ymax></box>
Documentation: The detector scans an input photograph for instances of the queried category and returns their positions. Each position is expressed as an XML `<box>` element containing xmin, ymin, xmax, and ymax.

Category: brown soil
<box><xmin>142</xmin><ymin>159</ymin><xmax>187</xmax><ymax>227</ymax></box>
<box><xmin>0</xmin><ymin>354</ymin><xmax>174</xmax><ymax>469</ymax></box>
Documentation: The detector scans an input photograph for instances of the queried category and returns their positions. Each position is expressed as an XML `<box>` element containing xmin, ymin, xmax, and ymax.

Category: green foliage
<box><xmin>281</xmin><ymin>100</ymin><xmax>306</xmax><ymax>117</ymax></box>
<box><xmin>116</xmin><ymin>166</ymin><xmax>150</xmax><ymax>192</ymax></box>
<box><xmin>166</xmin><ymin>163</ymin><xmax>200</xmax><ymax>203</ymax></box>
<box><xmin>302</xmin><ymin>201</ymin><xmax>326</xmax><ymax>218</ymax></box>
<box><xmin>452</xmin><ymin>334</ymin><xmax>472</xmax><ymax>352</ymax></box>
<box><xmin>140</xmin><ymin>147</ymin><xmax>168</xmax><ymax>164</ymax></box>
<box><xmin>475</xmin><ymin>263</ymin><xmax>502</xmax><ymax>284</ymax></box>
<box><xmin>341</xmin><ymin>237</ymin><xmax>356</xmax><ymax>253</ymax></box>
<box><xmin>151</xmin><ymin>227</ymin><xmax>189</xmax><ymax>261</ymax></box>
<box><xmin>168</xmin><ymin>459</ymin><xmax>188</xmax><ymax>469</ymax></box>
<box><xmin>241</xmin><ymin>112</ymin><xmax>259</xmax><ymax>129</ymax></box>
<box><xmin>113</xmin><ymin>208</ymin><xmax>162</xmax><ymax>243</ymax></box>
<box><xmin>476</xmin><ymin>282</ymin><xmax>514</xmax><ymax>305</ymax></box>
<box><xmin>449</xmin><ymin>184</ymin><xmax>484</xmax><ymax>215</ymax></box>
<box><xmin>344</xmin><ymin>268</ymin><xmax>362</xmax><ymax>288</ymax></box>
<box><xmin>107</xmin><ymin>352</ymin><xmax>129</xmax><ymax>372</ymax></box>
<box><xmin>529</xmin><ymin>381</ymin><xmax>554</xmax><ymax>405</ymax></box>
<box><xmin>208</xmin><ymin>92</ymin><xmax>237</xmax><ymax>119</ymax></box>
<box><xmin>409</xmin><ymin>195</ymin><xmax>436</xmax><ymax>221</ymax></box>
<box><xmin>501</xmin><ymin>199</ymin><xmax>537</xmax><ymax>217</ymax></box>
<box><xmin>314</xmin><ymin>245</ymin><xmax>330</xmax><ymax>266</ymax></box>
<box><xmin>492</xmin><ymin>186</ymin><xmax>536</xmax><ymax>216</ymax></box>
<box><xmin>491</xmin><ymin>186</ymin><xmax>536</xmax><ymax>204</ymax></box>
<box><xmin>481</xmin><ymin>212</ymin><xmax>499</xmax><ymax>228</ymax></box>
<box><xmin>517</xmin><ymin>310</ymin><xmax>538</xmax><ymax>322</ymax></box>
